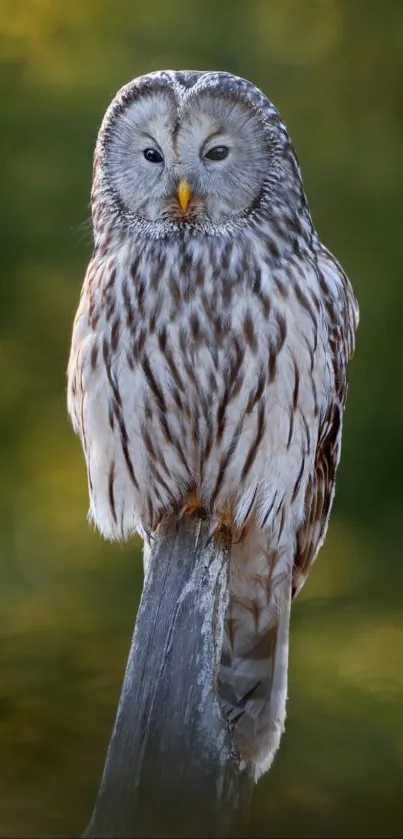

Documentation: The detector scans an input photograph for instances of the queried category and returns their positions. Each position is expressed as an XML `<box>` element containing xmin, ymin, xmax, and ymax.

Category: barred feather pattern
<box><xmin>67</xmin><ymin>70</ymin><xmax>358</xmax><ymax>779</ymax></box>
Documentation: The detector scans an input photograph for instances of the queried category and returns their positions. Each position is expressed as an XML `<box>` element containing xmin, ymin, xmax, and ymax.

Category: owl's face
<box><xmin>96</xmin><ymin>71</ymin><xmax>306</xmax><ymax>237</ymax></box>
<box><xmin>105</xmin><ymin>88</ymin><xmax>269</xmax><ymax>227</ymax></box>
<box><xmin>100</xmin><ymin>69</ymin><xmax>296</xmax><ymax>233</ymax></box>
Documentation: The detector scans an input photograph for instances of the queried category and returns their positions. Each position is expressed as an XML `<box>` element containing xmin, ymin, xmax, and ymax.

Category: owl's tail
<box><xmin>218</xmin><ymin>530</ymin><xmax>292</xmax><ymax>780</ymax></box>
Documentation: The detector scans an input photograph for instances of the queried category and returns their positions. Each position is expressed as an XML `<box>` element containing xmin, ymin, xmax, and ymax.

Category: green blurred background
<box><xmin>0</xmin><ymin>0</ymin><xmax>402</xmax><ymax>836</ymax></box>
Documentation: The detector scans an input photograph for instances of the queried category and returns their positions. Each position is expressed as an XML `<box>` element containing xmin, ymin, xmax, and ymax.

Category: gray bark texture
<box><xmin>83</xmin><ymin>515</ymin><xmax>254</xmax><ymax>838</ymax></box>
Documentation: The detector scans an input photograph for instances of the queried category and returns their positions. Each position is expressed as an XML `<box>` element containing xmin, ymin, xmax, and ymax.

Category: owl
<box><xmin>67</xmin><ymin>70</ymin><xmax>359</xmax><ymax>780</ymax></box>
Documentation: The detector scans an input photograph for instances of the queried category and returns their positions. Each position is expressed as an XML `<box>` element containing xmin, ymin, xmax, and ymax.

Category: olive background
<box><xmin>0</xmin><ymin>1</ymin><xmax>402</xmax><ymax>836</ymax></box>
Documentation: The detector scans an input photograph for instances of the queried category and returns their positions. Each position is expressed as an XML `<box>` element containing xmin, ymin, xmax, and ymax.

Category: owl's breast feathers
<box><xmin>67</xmin><ymin>231</ymin><xmax>357</xmax><ymax>548</ymax></box>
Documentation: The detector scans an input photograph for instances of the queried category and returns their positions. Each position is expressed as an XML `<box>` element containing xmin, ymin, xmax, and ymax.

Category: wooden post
<box><xmin>83</xmin><ymin>515</ymin><xmax>254</xmax><ymax>838</ymax></box>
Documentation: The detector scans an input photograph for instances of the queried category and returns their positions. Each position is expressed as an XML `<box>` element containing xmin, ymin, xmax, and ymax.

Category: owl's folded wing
<box><xmin>292</xmin><ymin>247</ymin><xmax>359</xmax><ymax>598</ymax></box>
<box><xmin>292</xmin><ymin>397</ymin><xmax>341</xmax><ymax>598</ymax></box>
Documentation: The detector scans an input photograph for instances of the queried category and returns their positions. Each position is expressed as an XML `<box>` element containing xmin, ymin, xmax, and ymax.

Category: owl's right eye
<box><xmin>143</xmin><ymin>148</ymin><xmax>164</xmax><ymax>164</ymax></box>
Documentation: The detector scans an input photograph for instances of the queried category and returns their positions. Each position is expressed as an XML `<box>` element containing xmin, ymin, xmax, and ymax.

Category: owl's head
<box><xmin>94</xmin><ymin>70</ymin><xmax>307</xmax><ymax>237</ymax></box>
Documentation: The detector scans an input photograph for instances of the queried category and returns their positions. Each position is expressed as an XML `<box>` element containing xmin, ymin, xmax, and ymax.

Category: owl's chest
<box><xmin>109</xmin><ymin>263</ymin><xmax>325</xmax><ymax>436</ymax></box>
<box><xmin>119</xmin><ymin>274</ymin><xmax>266</xmax><ymax>408</ymax></box>
<box><xmin>78</xmin><ymin>244</ymin><xmax>328</xmax><ymax>464</ymax></box>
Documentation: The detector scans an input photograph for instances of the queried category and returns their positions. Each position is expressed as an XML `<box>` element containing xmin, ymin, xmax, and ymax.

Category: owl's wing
<box><xmin>292</xmin><ymin>247</ymin><xmax>359</xmax><ymax>598</ymax></box>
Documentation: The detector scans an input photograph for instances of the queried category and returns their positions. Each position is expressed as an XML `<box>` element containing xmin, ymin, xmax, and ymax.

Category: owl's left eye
<box><xmin>204</xmin><ymin>145</ymin><xmax>229</xmax><ymax>162</ymax></box>
<box><xmin>143</xmin><ymin>148</ymin><xmax>164</xmax><ymax>164</ymax></box>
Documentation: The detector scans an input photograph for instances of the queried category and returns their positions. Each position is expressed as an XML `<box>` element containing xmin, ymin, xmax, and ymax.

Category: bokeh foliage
<box><xmin>0</xmin><ymin>0</ymin><xmax>402</xmax><ymax>835</ymax></box>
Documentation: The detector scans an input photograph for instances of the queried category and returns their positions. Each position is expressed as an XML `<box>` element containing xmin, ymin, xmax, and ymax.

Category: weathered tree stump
<box><xmin>83</xmin><ymin>515</ymin><xmax>254</xmax><ymax>838</ymax></box>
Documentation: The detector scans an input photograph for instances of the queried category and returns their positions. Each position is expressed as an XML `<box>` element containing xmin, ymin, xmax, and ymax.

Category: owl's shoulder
<box><xmin>314</xmin><ymin>243</ymin><xmax>359</xmax><ymax>361</ymax></box>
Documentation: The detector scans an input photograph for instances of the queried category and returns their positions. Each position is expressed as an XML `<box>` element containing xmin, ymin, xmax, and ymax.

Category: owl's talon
<box><xmin>233</xmin><ymin>524</ymin><xmax>249</xmax><ymax>545</ymax></box>
<box><xmin>179</xmin><ymin>491</ymin><xmax>204</xmax><ymax>520</ymax></box>
<box><xmin>203</xmin><ymin>511</ymin><xmax>234</xmax><ymax>550</ymax></box>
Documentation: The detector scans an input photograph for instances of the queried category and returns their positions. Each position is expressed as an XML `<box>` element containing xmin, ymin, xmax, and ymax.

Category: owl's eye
<box><xmin>204</xmin><ymin>145</ymin><xmax>229</xmax><ymax>162</ymax></box>
<box><xmin>143</xmin><ymin>148</ymin><xmax>164</xmax><ymax>164</ymax></box>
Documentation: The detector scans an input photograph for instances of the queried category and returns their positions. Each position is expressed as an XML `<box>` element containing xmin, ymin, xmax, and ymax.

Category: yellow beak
<box><xmin>177</xmin><ymin>178</ymin><xmax>192</xmax><ymax>212</ymax></box>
